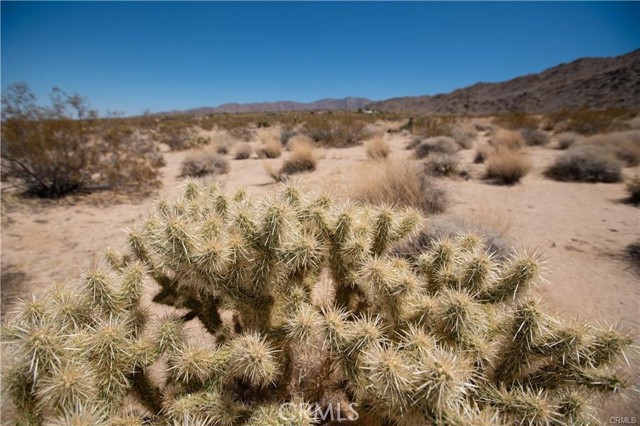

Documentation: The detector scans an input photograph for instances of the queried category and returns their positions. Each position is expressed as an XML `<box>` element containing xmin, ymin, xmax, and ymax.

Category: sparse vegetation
<box><xmin>485</xmin><ymin>147</ymin><xmax>532</xmax><ymax>185</ymax></box>
<box><xmin>409</xmin><ymin>115</ymin><xmax>456</xmax><ymax>138</ymax></box>
<box><xmin>545</xmin><ymin>145</ymin><xmax>622</xmax><ymax>183</ymax></box>
<box><xmin>1</xmin><ymin>83</ymin><xmax>162</xmax><ymax>198</ymax></box>
<box><xmin>302</xmin><ymin>114</ymin><xmax>367</xmax><ymax>147</ymax></box>
<box><xmin>520</xmin><ymin>128</ymin><xmax>550</xmax><ymax>146</ymax></box>
<box><xmin>353</xmin><ymin>161</ymin><xmax>449</xmax><ymax>214</ymax></box>
<box><xmin>1</xmin><ymin>184</ymin><xmax>631</xmax><ymax>425</ymax></box>
<box><xmin>493</xmin><ymin>112</ymin><xmax>539</xmax><ymax>130</ymax></box>
<box><xmin>545</xmin><ymin>109</ymin><xmax>635</xmax><ymax>135</ymax></box>
<box><xmin>365</xmin><ymin>136</ymin><xmax>390</xmax><ymax>160</ymax></box>
<box><xmin>584</xmin><ymin>131</ymin><xmax>640</xmax><ymax>167</ymax></box>
<box><xmin>180</xmin><ymin>148</ymin><xmax>230</xmax><ymax>177</ymax></box>
<box><xmin>451</xmin><ymin>123</ymin><xmax>477</xmax><ymax>149</ymax></box>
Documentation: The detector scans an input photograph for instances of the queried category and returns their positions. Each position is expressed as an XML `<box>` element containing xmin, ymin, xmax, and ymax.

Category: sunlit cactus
<box><xmin>1</xmin><ymin>182</ymin><xmax>632</xmax><ymax>425</ymax></box>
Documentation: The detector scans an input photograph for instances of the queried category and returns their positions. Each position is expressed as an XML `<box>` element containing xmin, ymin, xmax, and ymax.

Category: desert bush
<box><xmin>211</xmin><ymin>130</ymin><xmax>237</xmax><ymax>155</ymax></box>
<box><xmin>493</xmin><ymin>112</ymin><xmax>539</xmax><ymax>130</ymax></box>
<box><xmin>353</xmin><ymin>161</ymin><xmax>449</xmax><ymax>214</ymax></box>
<box><xmin>392</xmin><ymin>214</ymin><xmax>512</xmax><ymax>260</ymax></box>
<box><xmin>234</xmin><ymin>142</ymin><xmax>253</xmax><ymax>160</ymax></box>
<box><xmin>584</xmin><ymin>131</ymin><xmax>640</xmax><ymax>167</ymax></box>
<box><xmin>256</xmin><ymin>138</ymin><xmax>283</xmax><ymax>159</ymax></box>
<box><xmin>1</xmin><ymin>84</ymin><xmax>161</xmax><ymax>198</ymax></box>
<box><xmin>520</xmin><ymin>128</ymin><xmax>550</xmax><ymax>146</ymax></box>
<box><xmin>490</xmin><ymin>129</ymin><xmax>525</xmax><ymax>150</ymax></box>
<box><xmin>423</xmin><ymin>153</ymin><xmax>460</xmax><ymax>177</ymax></box>
<box><xmin>556</xmin><ymin>132</ymin><xmax>580</xmax><ymax>150</ymax></box>
<box><xmin>625</xmin><ymin>175</ymin><xmax>640</xmax><ymax>204</ymax></box>
<box><xmin>414</xmin><ymin>136</ymin><xmax>459</xmax><ymax>159</ymax></box>
<box><xmin>1</xmin><ymin>183</ymin><xmax>631</xmax><ymax>425</ymax></box>
<box><xmin>545</xmin><ymin>145</ymin><xmax>623</xmax><ymax>183</ymax></box>
<box><xmin>280</xmin><ymin>128</ymin><xmax>298</xmax><ymax>145</ymax></box>
<box><xmin>180</xmin><ymin>148</ymin><xmax>230</xmax><ymax>177</ymax></box>
<box><xmin>485</xmin><ymin>147</ymin><xmax>532</xmax><ymax>185</ymax></box>
<box><xmin>451</xmin><ymin>123</ymin><xmax>477</xmax><ymax>149</ymax></box>
<box><xmin>365</xmin><ymin>136</ymin><xmax>390</xmax><ymax>160</ymax></box>
<box><xmin>279</xmin><ymin>138</ymin><xmax>318</xmax><ymax>175</ymax></box>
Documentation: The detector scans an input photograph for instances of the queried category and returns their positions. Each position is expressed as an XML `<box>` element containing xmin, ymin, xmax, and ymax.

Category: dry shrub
<box><xmin>365</xmin><ymin>136</ymin><xmax>390</xmax><ymax>160</ymax></box>
<box><xmin>545</xmin><ymin>109</ymin><xmax>635</xmax><ymax>135</ymax></box>
<box><xmin>256</xmin><ymin>138</ymin><xmax>283</xmax><ymax>159</ymax></box>
<box><xmin>180</xmin><ymin>148</ymin><xmax>230</xmax><ymax>177</ymax></box>
<box><xmin>280</xmin><ymin>139</ymin><xmax>318</xmax><ymax>175</ymax></box>
<box><xmin>234</xmin><ymin>143</ymin><xmax>253</xmax><ymax>160</ymax></box>
<box><xmin>556</xmin><ymin>132</ymin><xmax>580</xmax><ymax>150</ymax></box>
<box><xmin>414</xmin><ymin>136</ymin><xmax>459</xmax><ymax>159</ymax></box>
<box><xmin>408</xmin><ymin>116</ymin><xmax>456</xmax><ymax>138</ymax></box>
<box><xmin>545</xmin><ymin>145</ymin><xmax>622</xmax><ymax>183</ymax></box>
<box><xmin>490</xmin><ymin>129</ymin><xmax>525</xmax><ymax>150</ymax></box>
<box><xmin>485</xmin><ymin>147</ymin><xmax>532</xmax><ymax>185</ymax></box>
<box><xmin>583</xmin><ymin>131</ymin><xmax>640</xmax><ymax>167</ymax></box>
<box><xmin>353</xmin><ymin>161</ymin><xmax>448</xmax><ymax>214</ymax></box>
<box><xmin>625</xmin><ymin>175</ymin><xmax>640</xmax><ymax>204</ymax></box>
<box><xmin>392</xmin><ymin>213</ymin><xmax>512</xmax><ymax>260</ymax></box>
<box><xmin>1</xmin><ymin>84</ymin><xmax>162</xmax><ymax>198</ymax></box>
<box><xmin>302</xmin><ymin>115</ymin><xmax>367</xmax><ymax>147</ymax></box>
<box><xmin>285</xmin><ymin>134</ymin><xmax>314</xmax><ymax>150</ymax></box>
<box><xmin>451</xmin><ymin>123</ymin><xmax>477</xmax><ymax>149</ymax></box>
<box><xmin>520</xmin><ymin>128</ymin><xmax>550</xmax><ymax>146</ymax></box>
<box><xmin>211</xmin><ymin>130</ymin><xmax>237</xmax><ymax>155</ymax></box>
<box><xmin>423</xmin><ymin>153</ymin><xmax>460</xmax><ymax>177</ymax></box>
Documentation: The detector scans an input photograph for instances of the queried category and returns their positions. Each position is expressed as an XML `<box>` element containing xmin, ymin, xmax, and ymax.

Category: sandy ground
<box><xmin>1</xmin><ymin>127</ymin><xmax>639</xmax><ymax>422</ymax></box>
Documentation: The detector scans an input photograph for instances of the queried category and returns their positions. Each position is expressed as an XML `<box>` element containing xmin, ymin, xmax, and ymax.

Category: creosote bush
<box><xmin>1</xmin><ymin>84</ymin><xmax>162</xmax><ymax>198</ymax></box>
<box><xmin>414</xmin><ymin>136</ymin><xmax>459</xmax><ymax>159</ymax></box>
<box><xmin>1</xmin><ymin>183</ymin><xmax>632</xmax><ymax>425</ymax></box>
<box><xmin>545</xmin><ymin>145</ymin><xmax>622</xmax><ymax>183</ymax></box>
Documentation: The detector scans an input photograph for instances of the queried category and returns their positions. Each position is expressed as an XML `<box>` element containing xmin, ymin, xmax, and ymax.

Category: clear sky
<box><xmin>2</xmin><ymin>1</ymin><xmax>639</xmax><ymax>116</ymax></box>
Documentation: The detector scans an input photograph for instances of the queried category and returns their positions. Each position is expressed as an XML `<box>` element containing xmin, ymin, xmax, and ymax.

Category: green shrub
<box><xmin>545</xmin><ymin>145</ymin><xmax>623</xmax><ymax>183</ymax></box>
<box><xmin>1</xmin><ymin>84</ymin><xmax>162</xmax><ymax>198</ymax></box>
<box><xmin>1</xmin><ymin>184</ymin><xmax>631</xmax><ymax>425</ymax></box>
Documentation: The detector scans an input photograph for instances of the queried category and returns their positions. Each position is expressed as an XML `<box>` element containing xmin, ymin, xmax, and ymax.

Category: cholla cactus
<box><xmin>1</xmin><ymin>181</ymin><xmax>632</xmax><ymax>425</ymax></box>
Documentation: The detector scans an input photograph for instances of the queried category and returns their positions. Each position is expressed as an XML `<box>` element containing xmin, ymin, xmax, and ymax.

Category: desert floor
<box><xmin>1</xmin><ymin>127</ymin><xmax>639</xmax><ymax>422</ymax></box>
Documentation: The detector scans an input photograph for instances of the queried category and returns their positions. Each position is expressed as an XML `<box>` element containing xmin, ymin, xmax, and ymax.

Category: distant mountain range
<box><xmin>158</xmin><ymin>49</ymin><xmax>639</xmax><ymax>116</ymax></box>
<box><xmin>365</xmin><ymin>49</ymin><xmax>640</xmax><ymax>114</ymax></box>
<box><xmin>159</xmin><ymin>97</ymin><xmax>371</xmax><ymax>115</ymax></box>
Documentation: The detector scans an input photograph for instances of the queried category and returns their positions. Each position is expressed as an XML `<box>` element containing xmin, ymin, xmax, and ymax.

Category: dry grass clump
<box><xmin>234</xmin><ymin>143</ymin><xmax>253</xmax><ymax>160</ymax></box>
<box><xmin>625</xmin><ymin>175</ymin><xmax>640</xmax><ymax>204</ymax></box>
<box><xmin>180</xmin><ymin>148</ymin><xmax>230</xmax><ymax>177</ymax></box>
<box><xmin>583</xmin><ymin>131</ymin><xmax>640</xmax><ymax>167</ymax></box>
<box><xmin>451</xmin><ymin>123</ymin><xmax>477</xmax><ymax>149</ymax></box>
<box><xmin>520</xmin><ymin>128</ymin><xmax>550</xmax><ymax>146</ymax></box>
<box><xmin>256</xmin><ymin>138</ymin><xmax>283</xmax><ymax>159</ymax></box>
<box><xmin>485</xmin><ymin>147</ymin><xmax>532</xmax><ymax>185</ymax></box>
<box><xmin>414</xmin><ymin>136</ymin><xmax>459</xmax><ymax>159</ymax></box>
<box><xmin>280</xmin><ymin>138</ymin><xmax>318</xmax><ymax>175</ymax></box>
<box><xmin>545</xmin><ymin>108</ymin><xmax>635</xmax><ymax>135</ymax></box>
<box><xmin>365</xmin><ymin>136</ymin><xmax>391</xmax><ymax>160</ymax></box>
<box><xmin>492</xmin><ymin>112</ymin><xmax>539</xmax><ymax>130</ymax></box>
<box><xmin>285</xmin><ymin>134</ymin><xmax>314</xmax><ymax>150</ymax></box>
<box><xmin>490</xmin><ymin>129</ymin><xmax>525</xmax><ymax>151</ymax></box>
<box><xmin>555</xmin><ymin>132</ymin><xmax>580</xmax><ymax>150</ymax></box>
<box><xmin>545</xmin><ymin>145</ymin><xmax>622</xmax><ymax>183</ymax></box>
<box><xmin>353</xmin><ymin>161</ymin><xmax>448</xmax><ymax>214</ymax></box>
<box><xmin>211</xmin><ymin>130</ymin><xmax>237</xmax><ymax>155</ymax></box>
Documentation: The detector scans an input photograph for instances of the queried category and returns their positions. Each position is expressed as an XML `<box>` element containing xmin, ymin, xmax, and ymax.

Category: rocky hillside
<box><xmin>163</xmin><ymin>97</ymin><xmax>371</xmax><ymax>115</ymax></box>
<box><xmin>367</xmin><ymin>49</ymin><xmax>640</xmax><ymax>114</ymax></box>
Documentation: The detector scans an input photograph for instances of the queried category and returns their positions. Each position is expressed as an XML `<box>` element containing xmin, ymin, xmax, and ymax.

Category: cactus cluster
<box><xmin>1</xmin><ymin>181</ymin><xmax>632</xmax><ymax>425</ymax></box>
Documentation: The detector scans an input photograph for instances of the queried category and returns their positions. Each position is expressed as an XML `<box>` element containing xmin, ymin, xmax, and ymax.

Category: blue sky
<box><xmin>2</xmin><ymin>2</ymin><xmax>639</xmax><ymax>116</ymax></box>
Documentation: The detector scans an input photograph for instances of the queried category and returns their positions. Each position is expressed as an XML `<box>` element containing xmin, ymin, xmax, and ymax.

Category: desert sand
<box><xmin>1</xmin><ymin>125</ymin><xmax>638</xmax><ymax>422</ymax></box>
